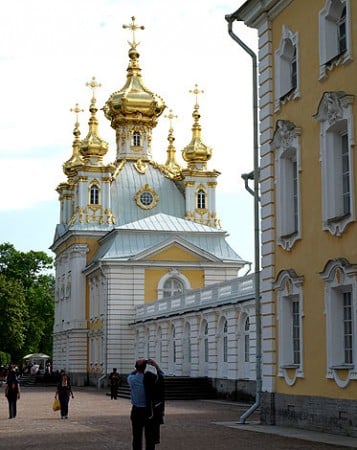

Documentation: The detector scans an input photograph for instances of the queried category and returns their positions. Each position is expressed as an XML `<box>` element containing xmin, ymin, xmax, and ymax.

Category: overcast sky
<box><xmin>0</xmin><ymin>0</ymin><xmax>257</xmax><ymax>266</ymax></box>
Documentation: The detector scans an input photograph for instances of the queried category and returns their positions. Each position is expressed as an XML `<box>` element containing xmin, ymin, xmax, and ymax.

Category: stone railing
<box><xmin>135</xmin><ymin>273</ymin><xmax>256</xmax><ymax>322</ymax></box>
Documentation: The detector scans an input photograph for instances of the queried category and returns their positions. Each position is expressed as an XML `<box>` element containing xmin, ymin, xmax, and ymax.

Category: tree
<box><xmin>0</xmin><ymin>274</ymin><xmax>27</xmax><ymax>355</ymax></box>
<box><xmin>0</xmin><ymin>243</ymin><xmax>54</xmax><ymax>363</ymax></box>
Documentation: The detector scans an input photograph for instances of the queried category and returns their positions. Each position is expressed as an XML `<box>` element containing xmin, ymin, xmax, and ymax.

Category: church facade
<box><xmin>51</xmin><ymin>18</ymin><xmax>255</xmax><ymax>393</ymax></box>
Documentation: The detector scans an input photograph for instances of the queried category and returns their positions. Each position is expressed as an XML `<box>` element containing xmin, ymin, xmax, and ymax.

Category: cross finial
<box><xmin>70</xmin><ymin>103</ymin><xmax>84</xmax><ymax>125</ymax></box>
<box><xmin>123</xmin><ymin>16</ymin><xmax>145</xmax><ymax>48</ymax></box>
<box><xmin>189</xmin><ymin>83</ymin><xmax>204</xmax><ymax>107</ymax></box>
<box><xmin>164</xmin><ymin>109</ymin><xmax>178</xmax><ymax>130</ymax></box>
<box><xmin>86</xmin><ymin>76</ymin><xmax>102</xmax><ymax>101</ymax></box>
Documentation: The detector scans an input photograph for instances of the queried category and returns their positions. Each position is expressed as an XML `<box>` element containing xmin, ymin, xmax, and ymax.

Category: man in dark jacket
<box><xmin>5</xmin><ymin>365</ymin><xmax>21</xmax><ymax>419</ymax></box>
<box><xmin>109</xmin><ymin>368</ymin><xmax>122</xmax><ymax>400</ymax></box>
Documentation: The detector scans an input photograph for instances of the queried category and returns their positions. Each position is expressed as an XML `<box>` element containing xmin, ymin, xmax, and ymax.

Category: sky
<box><xmin>0</xmin><ymin>0</ymin><xmax>258</xmax><ymax>266</ymax></box>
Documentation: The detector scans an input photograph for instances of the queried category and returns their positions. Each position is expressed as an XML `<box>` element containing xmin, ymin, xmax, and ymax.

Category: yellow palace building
<box><xmin>227</xmin><ymin>0</ymin><xmax>357</xmax><ymax>435</ymax></box>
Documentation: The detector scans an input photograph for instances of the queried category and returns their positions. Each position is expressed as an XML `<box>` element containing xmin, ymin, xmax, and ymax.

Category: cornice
<box><xmin>228</xmin><ymin>0</ymin><xmax>293</xmax><ymax>28</ymax></box>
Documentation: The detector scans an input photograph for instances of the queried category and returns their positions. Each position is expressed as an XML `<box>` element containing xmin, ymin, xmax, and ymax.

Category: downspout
<box><xmin>225</xmin><ymin>14</ymin><xmax>262</xmax><ymax>424</ymax></box>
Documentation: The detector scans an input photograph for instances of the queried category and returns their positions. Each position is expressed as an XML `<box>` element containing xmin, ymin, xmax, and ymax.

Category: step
<box><xmin>112</xmin><ymin>376</ymin><xmax>217</xmax><ymax>401</ymax></box>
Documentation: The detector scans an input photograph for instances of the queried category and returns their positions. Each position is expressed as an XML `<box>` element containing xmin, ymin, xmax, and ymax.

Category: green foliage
<box><xmin>0</xmin><ymin>243</ymin><xmax>55</xmax><ymax>363</ymax></box>
<box><xmin>0</xmin><ymin>274</ymin><xmax>27</xmax><ymax>353</ymax></box>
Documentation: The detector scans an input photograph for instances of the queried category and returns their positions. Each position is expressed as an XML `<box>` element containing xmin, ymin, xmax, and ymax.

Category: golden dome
<box><xmin>80</xmin><ymin>77</ymin><xmax>109</xmax><ymax>162</ymax></box>
<box><xmin>103</xmin><ymin>18</ymin><xmax>165</xmax><ymax>130</ymax></box>
<box><xmin>182</xmin><ymin>84</ymin><xmax>212</xmax><ymax>169</ymax></box>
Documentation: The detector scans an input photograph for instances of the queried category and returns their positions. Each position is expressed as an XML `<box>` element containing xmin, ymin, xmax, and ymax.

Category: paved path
<box><xmin>0</xmin><ymin>385</ymin><xmax>356</xmax><ymax>449</ymax></box>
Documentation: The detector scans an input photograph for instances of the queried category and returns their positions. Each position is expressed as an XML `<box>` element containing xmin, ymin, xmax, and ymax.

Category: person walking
<box><xmin>109</xmin><ymin>368</ymin><xmax>122</xmax><ymax>400</ymax></box>
<box><xmin>5</xmin><ymin>366</ymin><xmax>20</xmax><ymax>419</ymax></box>
<box><xmin>127</xmin><ymin>358</ymin><xmax>165</xmax><ymax>450</ymax></box>
<box><xmin>55</xmin><ymin>371</ymin><xmax>74</xmax><ymax>419</ymax></box>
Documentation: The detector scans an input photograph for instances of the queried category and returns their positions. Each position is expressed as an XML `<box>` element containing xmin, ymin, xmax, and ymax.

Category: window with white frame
<box><xmin>158</xmin><ymin>269</ymin><xmax>190</xmax><ymax>299</ymax></box>
<box><xmin>320</xmin><ymin>258</ymin><xmax>357</xmax><ymax>387</ymax></box>
<box><xmin>204</xmin><ymin>321</ymin><xmax>209</xmax><ymax>363</ymax></box>
<box><xmin>319</xmin><ymin>0</ymin><xmax>352</xmax><ymax>79</ymax></box>
<box><xmin>90</xmin><ymin>184</ymin><xmax>100</xmax><ymax>205</ymax></box>
<box><xmin>272</xmin><ymin>120</ymin><xmax>302</xmax><ymax>250</ymax></box>
<box><xmin>244</xmin><ymin>317</ymin><xmax>250</xmax><ymax>363</ymax></box>
<box><xmin>184</xmin><ymin>322</ymin><xmax>192</xmax><ymax>364</ymax></box>
<box><xmin>275</xmin><ymin>26</ymin><xmax>299</xmax><ymax>110</ymax></box>
<box><xmin>172</xmin><ymin>325</ymin><xmax>177</xmax><ymax>363</ymax></box>
<box><xmin>157</xmin><ymin>326</ymin><xmax>163</xmax><ymax>362</ymax></box>
<box><xmin>196</xmin><ymin>188</ymin><xmax>207</xmax><ymax>210</ymax></box>
<box><xmin>162</xmin><ymin>277</ymin><xmax>184</xmax><ymax>298</ymax></box>
<box><xmin>133</xmin><ymin>130</ymin><xmax>141</xmax><ymax>147</ymax></box>
<box><xmin>274</xmin><ymin>269</ymin><xmax>304</xmax><ymax>385</ymax></box>
<box><xmin>314</xmin><ymin>91</ymin><xmax>355</xmax><ymax>236</ymax></box>
<box><xmin>223</xmin><ymin>319</ymin><xmax>228</xmax><ymax>363</ymax></box>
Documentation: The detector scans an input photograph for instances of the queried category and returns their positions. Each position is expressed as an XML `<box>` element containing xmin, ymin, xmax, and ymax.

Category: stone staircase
<box><xmin>19</xmin><ymin>373</ymin><xmax>38</xmax><ymax>387</ymax></box>
<box><xmin>115</xmin><ymin>376</ymin><xmax>217</xmax><ymax>400</ymax></box>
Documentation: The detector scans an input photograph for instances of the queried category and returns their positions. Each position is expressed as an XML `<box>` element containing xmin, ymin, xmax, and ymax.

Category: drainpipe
<box><xmin>225</xmin><ymin>14</ymin><xmax>262</xmax><ymax>424</ymax></box>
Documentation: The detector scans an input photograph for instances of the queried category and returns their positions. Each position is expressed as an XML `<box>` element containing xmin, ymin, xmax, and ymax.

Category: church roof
<box><xmin>89</xmin><ymin>213</ymin><xmax>244</xmax><ymax>264</ymax></box>
<box><xmin>110</xmin><ymin>162</ymin><xmax>185</xmax><ymax>225</ymax></box>
<box><xmin>116</xmin><ymin>213</ymin><xmax>219</xmax><ymax>233</ymax></box>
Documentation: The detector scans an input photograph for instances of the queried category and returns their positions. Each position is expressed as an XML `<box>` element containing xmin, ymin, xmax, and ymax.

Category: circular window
<box><xmin>140</xmin><ymin>191</ymin><xmax>154</xmax><ymax>206</ymax></box>
<box><xmin>135</xmin><ymin>184</ymin><xmax>158</xmax><ymax>210</ymax></box>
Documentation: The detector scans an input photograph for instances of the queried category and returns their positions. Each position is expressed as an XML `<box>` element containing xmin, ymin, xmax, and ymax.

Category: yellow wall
<box><xmin>144</xmin><ymin>244</ymin><xmax>204</xmax><ymax>302</ymax></box>
<box><xmin>147</xmin><ymin>245</ymin><xmax>202</xmax><ymax>262</ymax></box>
<box><xmin>271</xmin><ymin>0</ymin><xmax>357</xmax><ymax>399</ymax></box>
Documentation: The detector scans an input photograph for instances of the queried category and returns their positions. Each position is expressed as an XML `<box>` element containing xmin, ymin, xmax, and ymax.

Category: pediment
<box><xmin>130</xmin><ymin>235</ymin><xmax>220</xmax><ymax>263</ymax></box>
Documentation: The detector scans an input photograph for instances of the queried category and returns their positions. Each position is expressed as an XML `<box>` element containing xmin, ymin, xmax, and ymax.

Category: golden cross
<box><xmin>70</xmin><ymin>103</ymin><xmax>84</xmax><ymax>124</ymax></box>
<box><xmin>123</xmin><ymin>16</ymin><xmax>144</xmax><ymax>48</ymax></box>
<box><xmin>164</xmin><ymin>109</ymin><xmax>178</xmax><ymax>130</ymax></box>
<box><xmin>189</xmin><ymin>83</ymin><xmax>204</xmax><ymax>107</ymax></box>
<box><xmin>86</xmin><ymin>76</ymin><xmax>102</xmax><ymax>100</ymax></box>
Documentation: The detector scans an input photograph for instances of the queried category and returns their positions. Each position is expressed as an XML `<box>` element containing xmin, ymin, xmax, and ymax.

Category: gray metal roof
<box><xmin>116</xmin><ymin>213</ymin><xmax>221</xmax><ymax>233</ymax></box>
<box><xmin>91</xmin><ymin>213</ymin><xmax>245</xmax><ymax>263</ymax></box>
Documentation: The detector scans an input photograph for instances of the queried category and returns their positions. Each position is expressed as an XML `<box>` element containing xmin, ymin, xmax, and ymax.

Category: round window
<box><xmin>139</xmin><ymin>191</ymin><xmax>154</xmax><ymax>206</ymax></box>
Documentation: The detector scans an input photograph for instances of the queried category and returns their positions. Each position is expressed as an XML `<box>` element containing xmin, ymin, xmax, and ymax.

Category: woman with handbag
<box><xmin>55</xmin><ymin>370</ymin><xmax>74</xmax><ymax>419</ymax></box>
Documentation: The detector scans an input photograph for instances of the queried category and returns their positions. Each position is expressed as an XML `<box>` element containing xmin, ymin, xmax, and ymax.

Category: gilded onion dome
<box><xmin>103</xmin><ymin>17</ymin><xmax>165</xmax><ymax>130</ymax></box>
<box><xmin>80</xmin><ymin>77</ymin><xmax>109</xmax><ymax>163</ymax></box>
<box><xmin>182</xmin><ymin>84</ymin><xmax>212</xmax><ymax>170</ymax></box>
<box><xmin>63</xmin><ymin>103</ymin><xmax>85</xmax><ymax>176</ymax></box>
<box><xmin>164</xmin><ymin>109</ymin><xmax>181</xmax><ymax>175</ymax></box>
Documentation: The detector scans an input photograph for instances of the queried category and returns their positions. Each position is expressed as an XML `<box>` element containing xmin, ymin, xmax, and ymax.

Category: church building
<box><xmin>51</xmin><ymin>18</ymin><xmax>251</xmax><ymax>388</ymax></box>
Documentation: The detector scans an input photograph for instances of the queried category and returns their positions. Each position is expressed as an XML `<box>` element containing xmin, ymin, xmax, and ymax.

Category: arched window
<box><xmin>90</xmin><ymin>184</ymin><xmax>99</xmax><ymax>205</ymax></box>
<box><xmin>223</xmin><ymin>320</ymin><xmax>228</xmax><ymax>363</ymax></box>
<box><xmin>319</xmin><ymin>0</ymin><xmax>351</xmax><ymax>79</ymax></box>
<box><xmin>244</xmin><ymin>317</ymin><xmax>250</xmax><ymax>363</ymax></box>
<box><xmin>274</xmin><ymin>269</ymin><xmax>304</xmax><ymax>386</ymax></box>
<box><xmin>338</xmin><ymin>6</ymin><xmax>347</xmax><ymax>54</ymax></box>
<box><xmin>172</xmin><ymin>325</ymin><xmax>177</xmax><ymax>363</ymax></box>
<box><xmin>163</xmin><ymin>278</ymin><xmax>184</xmax><ymax>298</ymax></box>
<box><xmin>320</xmin><ymin>258</ymin><xmax>357</xmax><ymax>388</ymax></box>
<box><xmin>204</xmin><ymin>321</ymin><xmax>209</xmax><ymax>363</ymax></box>
<box><xmin>314</xmin><ymin>91</ymin><xmax>355</xmax><ymax>236</ymax></box>
<box><xmin>133</xmin><ymin>131</ymin><xmax>141</xmax><ymax>147</ymax></box>
<box><xmin>272</xmin><ymin>120</ymin><xmax>302</xmax><ymax>250</ymax></box>
<box><xmin>157</xmin><ymin>327</ymin><xmax>163</xmax><ymax>362</ymax></box>
<box><xmin>197</xmin><ymin>188</ymin><xmax>206</xmax><ymax>209</ymax></box>
<box><xmin>275</xmin><ymin>26</ymin><xmax>299</xmax><ymax>110</ymax></box>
